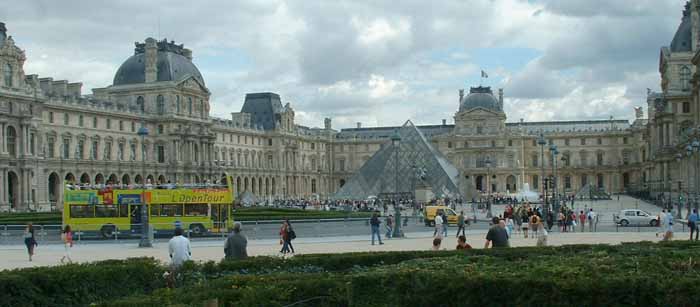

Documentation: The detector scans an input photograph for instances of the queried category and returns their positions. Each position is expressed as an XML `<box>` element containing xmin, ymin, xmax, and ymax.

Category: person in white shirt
<box><xmin>586</xmin><ymin>209</ymin><xmax>597</xmax><ymax>232</ymax></box>
<box><xmin>433</xmin><ymin>213</ymin><xmax>444</xmax><ymax>237</ymax></box>
<box><xmin>168</xmin><ymin>228</ymin><xmax>191</xmax><ymax>269</ymax></box>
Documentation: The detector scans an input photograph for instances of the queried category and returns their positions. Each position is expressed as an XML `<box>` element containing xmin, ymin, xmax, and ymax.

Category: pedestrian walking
<box><xmin>536</xmin><ymin>223</ymin><xmax>548</xmax><ymax>247</ymax></box>
<box><xmin>484</xmin><ymin>217</ymin><xmax>510</xmax><ymax>248</ymax></box>
<box><xmin>688</xmin><ymin>209</ymin><xmax>699</xmax><ymax>241</ymax></box>
<box><xmin>23</xmin><ymin>223</ymin><xmax>37</xmax><ymax>262</ymax></box>
<box><xmin>579</xmin><ymin>210</ymin><xmax>586</xmax><ymax>232</ymax></box>
<box><xmin>456</xmin><ymin>211</ymin><xmax>466</xmax><ymax>237</ymax></box>
<box><xmin>168</xmin><ymin>227</ymin><xmax>191</xmax><ymax>269</ymax></box>
<box><xmin>224</xmin><ymin>222</ymin><xmax>248</xmax><ymax>260</ymax></box>
<box><xmin>370</xmin><ymin>213</ymin><xmax>384</xmax><ymax>245</ymax></box>
<box><xmin>587</xmin><ymin>209</ymin><xmax>597</xmax><ymax>232</ymax></box>
<box><xmin>385</xmin><ymin>214</ymin><xmax>394</xmax><ymax>238</ymax></box>
<box><xmin>60</xmin><ymin>225</ymin><xmax>73</xmax><ymax>264</ymax></box>
<box><xmin>663</xmin><ymin>210</ymin><xmax>674</xmax><ymax>241</ymax></box>
<box><xmin>441</xmin><ymin>212</ymin><xmax>449</xmax><ymax>237</ymax></box>
<box><xmin>433</xmin><ymin>212</ymin><xmax>444</xmax><ymax>237</ymax></box>
<box><xmin>279</xmin><ymin>219</ymin><xmax>295</xmax><ymax>255</ymax></box>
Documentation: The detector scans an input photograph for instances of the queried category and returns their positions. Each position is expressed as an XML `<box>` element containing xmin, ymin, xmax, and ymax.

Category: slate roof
<box><xmin>670</xmin><ymin>2</ymin><xmax>693</xmax><ymax>53</ymax></box>
<box><xmin>240</xmin><ymin>92</ymin><xmax>284</xmax><ymax>130</ymax></box>
<box><xmin>113</xmin><ymin>41</ymin><xmax>204</xmax><ymax>86</ymax></box>
<box><xmin>460</xmin><ymin>86</ymin><xmax>501</xmax><ymax>112</ymax></box>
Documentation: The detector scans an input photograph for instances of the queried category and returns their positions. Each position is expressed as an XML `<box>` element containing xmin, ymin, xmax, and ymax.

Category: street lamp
<box><xmin>537</xmin><ymin>133</ymin><xmax>547</xmax><ymax>213</ymax></box>
<box><xmin>549</xmin><ymin>144</ymin><xmax>559</xmax><ymax>213</ymax></box>
<box><xmin>485</xmin><ymin>156</ymin><xmax>493</xmax><ymax>218</ymax></box>
<box><xmin>137</xmin><ymin>124</ymin><xmax>152</xmax><ymax>248</ymax></box>
<box><xmin>692</xmin><ymin>137</ymin><xmax>700</xmax><ymax>214</ymax></box>
<box><xmin>391</xmin><ymin>130</ymin><xmax>402</xmax><ymax>238</ymax></box>
<box><xmin>676</xmin><ymin>153</ymin><xmax>684</xmax><ymax>219</ymax></box>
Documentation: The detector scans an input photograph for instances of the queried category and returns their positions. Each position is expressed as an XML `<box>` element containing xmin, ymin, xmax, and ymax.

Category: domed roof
<box><xmin>113</xmin><ymin>39</ymin><xmax>205</xmax><ymax>86</ymax></box>
<box><xmin>460</xmin><ymin>86</ymin><xmax>501</xmax><ymax>112</ymax></box>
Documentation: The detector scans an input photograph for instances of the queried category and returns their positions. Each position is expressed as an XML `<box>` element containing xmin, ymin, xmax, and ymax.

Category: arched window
<box><xmin>681</xmin><ymin>66</ymin><xmax>691</xmax><ymax>91</ymax></box>
<box><xmin>157</xmin><ymin>95</ymin><xmax>165</xmax><ymax>114</ymax></box>
<box><xmin>137</xmin><ymin>96</ymin><xmax>145</xmax><ymax>113</ymax></box>
<box><xmin>6</xmin><ymin>126</ymin><xmax>17</xmax><ymax>157</ymax></box>
<box><xmin>4</xmin><ymin>63</ymin><xmax>12</xmax><ymax>87</ymax></box>
<box><xmin>188</xmin><ymin>97</ymin><xmax>193</xmax><ymax>115</ymax></box>
<box><xmin>176</xmin><ymin>95</ymin><xmax>181</xmax><ymax>113</ymax></box>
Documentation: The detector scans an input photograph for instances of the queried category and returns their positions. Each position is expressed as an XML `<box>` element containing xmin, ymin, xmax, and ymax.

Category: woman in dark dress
<box><xmin>24</xmin><ymin>223</ymin><xmax>37</xmax><ymax>261</ymax></box>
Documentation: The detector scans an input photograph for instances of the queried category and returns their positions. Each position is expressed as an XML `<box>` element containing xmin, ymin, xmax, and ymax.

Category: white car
<box><xmin>613</xmin><ymin>209</ymin><xmax>659</xmax><ymax>227</ymax></box>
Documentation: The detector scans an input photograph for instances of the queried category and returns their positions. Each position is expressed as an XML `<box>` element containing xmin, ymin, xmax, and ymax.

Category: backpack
<box><xmin>288</xmin><ymin>228</ymin><xmax>297</xmax><ymax>240</ymax></box>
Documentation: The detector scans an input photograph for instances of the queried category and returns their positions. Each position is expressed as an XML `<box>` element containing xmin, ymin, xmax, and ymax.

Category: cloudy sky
<box><xmin>0</xmin><ymin>0</ymin><xmax>685</xmax><ymax>129</ymax></box>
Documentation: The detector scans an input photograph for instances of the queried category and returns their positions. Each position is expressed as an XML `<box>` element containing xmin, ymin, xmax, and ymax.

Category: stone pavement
<box><xmin>0</xmin><ymin>228</ymin><xmax>688</xmax><ymax>271</ymax></box>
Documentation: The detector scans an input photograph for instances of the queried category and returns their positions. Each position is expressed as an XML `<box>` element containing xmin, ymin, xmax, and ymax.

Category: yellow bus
<box><xmin>63</xmin><ymin>178</ymin><xmax>234</xmax><ymax>238</ymax></box>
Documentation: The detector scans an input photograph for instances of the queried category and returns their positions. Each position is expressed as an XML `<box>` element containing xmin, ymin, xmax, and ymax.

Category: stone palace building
<box><xmin>0</xmin><ymin>1</ymin><xmax>698</xmax><ymax>212</ymax></box>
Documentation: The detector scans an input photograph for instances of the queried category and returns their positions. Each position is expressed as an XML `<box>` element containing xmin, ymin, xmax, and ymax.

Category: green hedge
<box><xmin>0</xmin><ymin>258</ymin><xmax>165</xmax><ymax>307</ymax></box>
<box><xmin>6</xmin><ymin>242</ymin><xmax>700</xmax><ymax>307</ymax></box>
<box><xmin>233</xmin><ymin>207</ymin><xmax>372</xmax><ymax>221</ymax></box>
<box><xmin>103</xmin><ymin>241</ymin><xmax>700</xmax><ymax>306</ymax></box>
<box><xmin>0</xmin><ymin>212</ymin><xmax>62</xmax><ymax>225</ymax></box>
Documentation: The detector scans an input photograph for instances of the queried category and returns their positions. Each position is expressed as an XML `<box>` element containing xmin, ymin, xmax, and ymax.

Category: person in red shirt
<box><xmin>456</xmin><ymin>235</ymin><xmax>472</xmax><ymax>250</ymax></box>
<box><xmin>579</xmin><ymin>210</ymin><xmax>586</xmax><ymax>232</ymax></box>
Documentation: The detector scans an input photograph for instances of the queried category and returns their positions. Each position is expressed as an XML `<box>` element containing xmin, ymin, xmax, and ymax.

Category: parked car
<box><xmin>613</xmin><ymin>209</ymin><xmax>659</xmax><ymax>227</ymax></box>
<box><xmin>423</xmin><ymin>206</ymin><xmax>458</xmax><ymax>226</ymax></box>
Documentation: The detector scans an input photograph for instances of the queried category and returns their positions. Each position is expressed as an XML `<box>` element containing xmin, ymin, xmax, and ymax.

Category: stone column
<box><xmin>0</xmin><ymin>123</ymin><xmax>6</xmax><ymax>153</ymax></box>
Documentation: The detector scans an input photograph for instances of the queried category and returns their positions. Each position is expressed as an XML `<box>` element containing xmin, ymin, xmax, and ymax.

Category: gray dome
<box><xmin>113</xmin><ymin>40</ymin><xmax>204</xmax><ymax>86</ymax></box>
<box><xmin>460</xmin><ymin>86</ymin><xmax>501</xmax><ymax>112</ymax></box>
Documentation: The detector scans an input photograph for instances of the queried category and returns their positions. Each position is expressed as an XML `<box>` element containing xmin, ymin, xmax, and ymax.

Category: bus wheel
<box><xmin>190</xmin><ymin>224</ymin><xmax>206</xmax><ymax>236</ymax></box>
<box><xmin>101</xmin><ymin>225</ymin><xmax>116</xmax><ymax>239</ymax></box>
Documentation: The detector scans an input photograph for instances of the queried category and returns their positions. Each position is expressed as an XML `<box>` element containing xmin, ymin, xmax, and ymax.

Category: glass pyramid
<box><xmin>334</xmin><ymin>120</ymin><xmax>462</xmax><ymax>200</ymax></box>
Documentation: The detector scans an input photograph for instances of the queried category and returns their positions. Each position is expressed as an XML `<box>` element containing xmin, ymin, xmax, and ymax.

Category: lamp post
<box><xmin>537</xmin><ymin>133</ymin><xmax>547</xmax><ymax>213</ymax></box>
<box><xmin>676</xmin><ymin>153</ymin><xmax>684</xmax><ymax>219</ymax></box>
<box><xmin>485</xmin><ymin>157</ymin><xmax>492</xmax><ymax>218</ymax></box>
<box><xmin>691</xmin><ymin>137</ymin><xmax>700</xmax><ymax>214</ymax></box>
<box><xmin>391</xmin><ymin>130</ymin><xmax>402</xmax><ymax>238</ymax></box>
<box><xmin>549</xmin><ymin>144</ymin><xmax>559</xmax><ymax>214</ymax></box>
<box><xmin>137</xmin><ymin>124</ymin><xmax>152</xmax><ymax>248</ymax></box>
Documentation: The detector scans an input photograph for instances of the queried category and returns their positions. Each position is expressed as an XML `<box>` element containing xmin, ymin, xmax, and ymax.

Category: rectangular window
<box><xmin>119</xmin><ymin>204</ymin><xmax>129</xmax><ymax>217</ymax></box>
<box><xmin>119</xmin><ymin>121</ymin><xmax>124</xmax><ymax>131</ymax></box>
<box><xmin>564</xmin><ymin>176</ymin><xmax>572</xmax><ymax>189</ymax></box>
<box><xmin>63</xmin><ymin>139</ymin><xmax>70</xmax><ymax>159</ymax></box>
<box><xmin>580</xmin><ymin>138</ymin><xmax>586</xmax><ymax>145</ymax></box>
<box><xmin>532</xmin><ymin>140</ymin><xmax>536</xmax><ymax>146</ymax></box>
<box><xmin>532</xmin><ymin>155</ymin><xmax>538</xmax><ymax>167</ymax></box>
<box><xmin>184</xmin><ymin>204</ymin><xmax>208</xmax><ymax>217</ymax></box>
<box><xmin>508</xmin><ymin>140</ymin><xmax>513</xmax><ymax>146</ymax></box>
<box><xmin>64</xmin><ymin>113</ymin><xmax>69</xmax><ymax>125</ymax></box>
<box><xmin>157</xmin><ymin>145</ymin><xmax>165</xmax><ymax>163</ymax></box>
<box><xmin>447</xmin><ymin>142</ymin><xmax>452</xmax><ymax>149</ymax></box>
<box><xmin>597</xmin><ymin>138</ymin><xmax>602</xmax><ymax>145</ymax></box>
<box><xmin>29</xmin><ymin>133</ymin><xmax>35</xmax><ymax>155</ymax></box>
<box><xmin>564</xmin><ymin>139</ymin><xmax>570</xmax><ymax>146</ymax></box>
<box><xmin>159</xmin><ymin>204</ymin><xmax>183</xmax><ymax>217</ymax></box>
<box><xmin>95</xmin><ymin>205</ymin><xmax>118</xmax><ymax>218</ymax></box>
<box><xmin>93</xmin><ymin>117</ymin><xmax>98</xmax><ymax>128</ymax></box>
<box><xmin>77</xmin><ymin>139</ymin><xmax>84</xmax><ymax>159</ymax></box>
<box><xmin>339</xmin><ymin>159</ymin><xmax>346</xmax><ymax>171</ymax></box>
<box><xmin>237</xmin><ymin>135</ymin><xmax>240</xmax><ymax>144</ymax></box>
<box><xmin>69</xmin><ymin>205</ymin><xmax>94</xmax><ymax>218</ymax></box>
<box><xmin>48</xmin><ymin>138</ymin><xmax>55</xmax><ymax>158</ymax></box>
<box><xmin>131</xmin><ymin>122</ymin><xmax>135</xmax><ymax>132</ymax></box>
<box><xmin>683</xmin><ymin>101</ymin><xmax>691</xmax><ymax>113</ymax></box>
<box><xmin>91</xmin><ymin>141</ymin><xmax>98</xmax><ymax>160</ymax></box>
<box><xmin>623</xmin><ymin>137</ymin><xmax>628</xmax><ymax>145</ymax></box>
<box><xmin>49</xmin><ymin>112</ymin><xmax>54</xmax><ymax>123</ymax></box>
<box><xmin>311</xmin><ymin>142</ymin><xmax>315</xmax><ymax>149</ymax></box>
<box><xmin>107</xmin><ymin>119</ymin><xmax>111</xmax><ymax>129</ymax></box>
<box><xmin>78</xmin><ymin>115</ymin><xmax>84</xmax><ymax>127</ymax></box>
<box><xmin>269</xmin><ymin>139</ymin><xmax>273</xmax><ymax>146</ymax></box>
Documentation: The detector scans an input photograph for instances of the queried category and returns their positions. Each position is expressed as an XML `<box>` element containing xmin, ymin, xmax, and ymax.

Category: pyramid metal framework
<box><xmin>334</xmin><ymin>120</ymin><xmax>462</xmax><ymax>200</ymax></box>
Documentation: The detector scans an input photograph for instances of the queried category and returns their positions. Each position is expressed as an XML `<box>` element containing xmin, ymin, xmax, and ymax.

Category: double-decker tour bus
<box><xmin>62</xmin><ymin>177</ymin><xmax>234</xmax><ymax>238</ymax></box>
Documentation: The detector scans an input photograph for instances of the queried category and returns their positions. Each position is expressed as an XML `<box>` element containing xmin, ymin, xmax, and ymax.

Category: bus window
<box><xmin>160</xmin><ymin>204</ymin><xmax>183</xmax><ymax>217</ymax></box>
<box><xmin>119</xmin><ymin>204</ymin><xmax>129</xmax><ymax>217</ymax></box>
<box><xmin>95</xmin><ymin>205</ymin><xmax>119</xmax><ymax>218</ymax></box>
<box><xmin>185</xmin><ymin>204</ymin><xmax>208</xmax><ymax>217</ymax></box>
<box><xmin>70</xmin><ymin>205</ymin><xmax>94</xmax><ymax>218</ymax></box>
<box><xmin>151</xmin><ymin>205</ymin><xmax>161</xmax><ymax>217</ymax></box>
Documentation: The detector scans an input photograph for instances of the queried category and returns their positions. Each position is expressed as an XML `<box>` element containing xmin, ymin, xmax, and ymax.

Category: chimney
<box><xmin>182</xmin><ymin>48</ymin><xmax>193</xmax><ymax>61</ymax></box>
<box><xmin>144</xmin><ymin>38</ymin><xmax>157</xmax><ymax>83</ymax></box>
<box><xmin>442</xmin><ymin>119</ymin><xmax>446</xmax><ymax>126</ymax></box>
<box><xmin>458</xmin><ymin>89</ymin><xmax>464</xmax><ymax>103</ymax></box>
<box><xmin>324</xmin><ymin>118</ymin><xmax>332</xmax><ymax>130</ymax></box>
<box><xmin>356</xmin><ymin>122</ymin><xmax>361</xmax><ymax>129</ymax></box>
